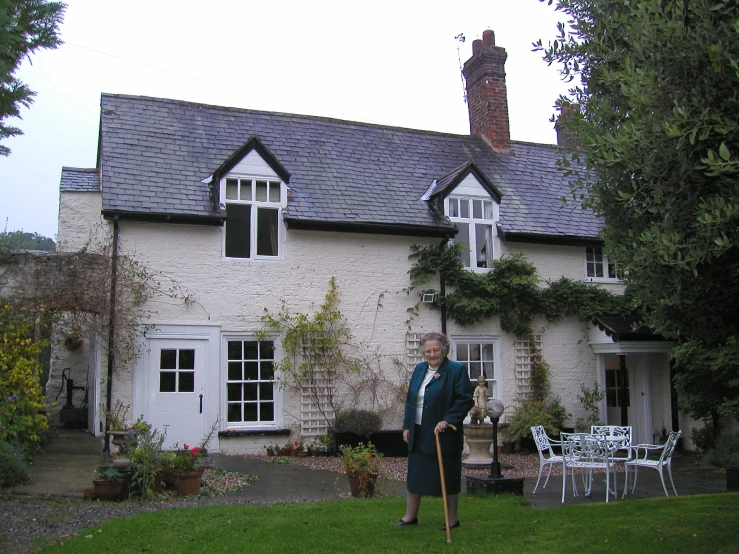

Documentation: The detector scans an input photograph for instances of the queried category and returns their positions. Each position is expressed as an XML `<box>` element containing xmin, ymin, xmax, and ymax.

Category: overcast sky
<box><xmin>0</xmin><ymin>0</ymin><xmax>570</xmax><ymax>240</ymax></box>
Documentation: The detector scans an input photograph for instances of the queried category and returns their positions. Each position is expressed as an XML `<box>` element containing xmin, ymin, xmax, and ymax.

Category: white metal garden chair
<box><xmin>561</xmin><ymin>432</ymin><xmax>616</xmax><ymax>503</ymax></box>
<box><xmin>591</xmin><ymin>425</ymin><xmax>632</xmax><ymax>463</ymax></box>
<box><xmin>531</xmin><ymin>425</ymin><xmax>565</xmax><ymax>493</ymax></box>
<box><xmin>622</xmin><ymin>430</ymin><xmax>681</xmax><ymax>498</ymax></box>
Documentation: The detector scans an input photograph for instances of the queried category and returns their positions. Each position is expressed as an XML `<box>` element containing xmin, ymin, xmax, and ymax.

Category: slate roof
<box><xmin>60</xmin><ymin>167</ymin><xmax>99</xmax><ymax>192</ymax></box>
<box><xmin>95</xmin><ymin>94</ymin><xmax>603</xmax><ymax>241</ymax></box>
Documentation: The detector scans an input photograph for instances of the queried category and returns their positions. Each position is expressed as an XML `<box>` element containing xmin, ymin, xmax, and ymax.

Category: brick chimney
<box><xmin>462</xmin><ymin>29</ymin><xmax>511</xmax><ymax>153</ymax></box>
<box><xmin>555</xmin><ymin>104</ymin><xmax>580</xmax><ymax>148</ymax></box>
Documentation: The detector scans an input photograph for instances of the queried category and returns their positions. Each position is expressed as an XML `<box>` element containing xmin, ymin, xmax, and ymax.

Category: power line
<box><xmin>65</xmin><ymin>42</ymin><xmax>386</xmax><ymax>125</ymax></box>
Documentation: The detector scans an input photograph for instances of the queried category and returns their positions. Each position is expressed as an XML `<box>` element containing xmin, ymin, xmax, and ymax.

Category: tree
<box><xmin>0</xmin><ymin>230</ymin><xmax>55</xmax><ymax>251</ymax></box>
<box><xmin>0</xmin><ymin>0</ymin><xmax>66</xmax><ymax>155</ymax></box>
<box><xmin>536</xmin><ymin>0</ymin><xmax>739</xmax><ymax>425</ymax></box>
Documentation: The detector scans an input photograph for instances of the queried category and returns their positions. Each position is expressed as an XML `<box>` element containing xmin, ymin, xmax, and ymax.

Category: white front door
<box><xmin>147</xmin><ymin>339</ymin><xmax>207</xmax><ymax>449</ymax></box>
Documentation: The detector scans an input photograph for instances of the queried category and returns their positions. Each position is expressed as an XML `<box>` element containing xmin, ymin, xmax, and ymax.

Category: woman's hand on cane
<box><xmin>434</xmin><ymin>421</ymin><xmax>456</xmax><ymax>435</ymax></box>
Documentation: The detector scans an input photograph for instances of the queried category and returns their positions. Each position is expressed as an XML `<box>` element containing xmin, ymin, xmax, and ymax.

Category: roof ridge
<box><xmin>101</xmin><ymin>93</ymin><xmax>549</xmax><ymax>145</ymax></box>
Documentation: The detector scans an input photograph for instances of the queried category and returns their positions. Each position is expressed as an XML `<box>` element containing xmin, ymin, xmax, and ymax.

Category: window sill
<box><xmin>585</xmin><ymin>277</ymin><xmax>622</xmax><ymax>284</ymax></box>
<box><xmin>219</xmin><ymin>428</ymin><xmax>290</xmax><ymax>438</ymax></box>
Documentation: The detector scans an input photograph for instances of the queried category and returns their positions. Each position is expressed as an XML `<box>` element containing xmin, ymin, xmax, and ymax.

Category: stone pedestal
<box><xmin>463</xmin><ymin>423</ymin><xmax>494</xmax><ymax>468</ymax></box>
<box><xmin>466</xmin><ymin>475</ymin><xmax>525</xmax><ymax>496</ymax></box>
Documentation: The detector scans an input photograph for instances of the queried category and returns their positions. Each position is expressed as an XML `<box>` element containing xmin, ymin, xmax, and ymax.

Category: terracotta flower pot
<box><xmin>92</xmin><ymin>479</ymin><xmax>124</xmax><ymax>501</ymax></box>
<box><xmin>346</xmin><ymin>470</ymin><xmax>378</xmax><ymax>498</ymax></box>
<box><xmin>174</xmin><ymin>469</ymin><xmax>204</xmax><ymax>497</ymax></box>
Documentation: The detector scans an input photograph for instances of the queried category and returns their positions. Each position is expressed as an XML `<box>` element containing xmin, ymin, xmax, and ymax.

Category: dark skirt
<box><xmin>407</xmin><ymin>444</ymin><xmax>463</xmax><ymax>496</ymax></box>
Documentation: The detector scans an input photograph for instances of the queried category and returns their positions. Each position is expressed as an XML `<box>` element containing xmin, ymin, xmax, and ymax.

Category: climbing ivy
<box><xmin>409</xmin><ymin>243</ymin><xmax>632</xmax><ymax>337</ymax></box>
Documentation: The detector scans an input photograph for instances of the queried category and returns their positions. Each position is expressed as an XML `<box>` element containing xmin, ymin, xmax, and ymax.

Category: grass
<box><xmin>37</xmin><ymin>493</ymin><xmax>739</xmax><ymax>553</ymax></box>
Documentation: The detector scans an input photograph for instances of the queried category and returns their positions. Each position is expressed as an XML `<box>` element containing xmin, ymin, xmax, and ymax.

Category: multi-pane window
<box><xmin>159</xmin><ymin>349</ymin><xmax>195</xmax><ymax>392</ymax></box>
<box><xmin>454</xmin><ymin>340</ymin><xmax>497</xmax><ymax>398</ymax></box>
<box><xmin>585</xmin><ymin>247</ymin><xmax>617</xmax><ymax>280</ymax></box>
<box><xmin>606</xmin><ymin>365</ymin><xmax>630</xmax><ymax>408</ymax></box>
<box><xmin>226</xmin><ymin>340</ymin><xmax>276</xmax><ymax>424</ymax></box>
<box><xmin>447</xmin><ymin>196</ymin><xmax>496</xmax><ymax>269</ymax></box>
<box><xmin>224</xmin><ymin>178</ymin><xmax>281</xmax><ymax>259</ymax></box>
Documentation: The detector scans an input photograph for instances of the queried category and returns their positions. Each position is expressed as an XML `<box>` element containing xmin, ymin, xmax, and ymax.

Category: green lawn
<box><xmin>38</xmin><ymin>493</ymin><xmax>739</xmax><ymax>553</ymax></box>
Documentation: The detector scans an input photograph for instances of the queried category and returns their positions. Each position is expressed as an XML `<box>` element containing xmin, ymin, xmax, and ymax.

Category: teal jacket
<box><xmin>403</xmin><ymin>357</ymin><xmax>474</xmax><ymax>456</ymax></box>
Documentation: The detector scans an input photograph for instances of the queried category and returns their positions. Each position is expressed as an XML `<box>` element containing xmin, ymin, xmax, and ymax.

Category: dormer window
<box><xmin>224</xmin><ymin>177</ymin><xmax>282</xmax><ymax>259</ymax></box>
<box><xmin>447</xmin><ymin>196</ymin><xmax>497</xmax><ymax>269</ymax></box>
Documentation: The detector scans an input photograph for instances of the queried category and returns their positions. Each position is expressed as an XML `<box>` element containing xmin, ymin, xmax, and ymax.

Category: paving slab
<box><xmin>4</xmin><ymin>428</ymin><xmax>730</xmax><ymax>509</ymax></box>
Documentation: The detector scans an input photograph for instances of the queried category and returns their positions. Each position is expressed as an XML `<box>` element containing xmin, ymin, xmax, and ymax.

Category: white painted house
<box><xmin>52</xmin><ymin>30</ymin><xmax>688</xmax><ymax>453</ymax></box>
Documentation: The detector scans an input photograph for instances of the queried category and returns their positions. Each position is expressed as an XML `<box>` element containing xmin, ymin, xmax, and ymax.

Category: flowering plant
<box><xmin>169</xmin><ymin>420</ymin><xmax>217</xmax><ymax>471</ymax></box>
<box><xmin>340</xmin><ymin>442</ymin><xmax>382</xmax><ymax>475</ymax></box>
<box><xmin>103</xmin><ymin>400</ymin><xmax>131</xmax><ymax>431</ymax></box>
<box><xmin>172</xmin><ymin>443</ymin><xmax>205</xmax><ymax>471</ymax></box>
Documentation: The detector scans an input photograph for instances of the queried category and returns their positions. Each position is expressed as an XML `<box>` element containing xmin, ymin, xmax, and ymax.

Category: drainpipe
<box><xmin>439</xmin><ymin>238</ymin><xmax>449</xmax><ymax>335</ymax></box>
<box><xmin>103</xmin><ymin>216</ymin><xmax>119</xmax><ymax>456</ymax></box>
<box><xmin>619</xmin><ymin>354</ymin><xmax>628</xmax><ymax>426</ymax></box>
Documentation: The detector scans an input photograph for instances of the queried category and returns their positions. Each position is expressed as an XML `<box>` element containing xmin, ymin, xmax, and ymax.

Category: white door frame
<box><xmin>133</xmin><ymin>325</ymin><xmax>220</xmax><ymax>451</ymax></box>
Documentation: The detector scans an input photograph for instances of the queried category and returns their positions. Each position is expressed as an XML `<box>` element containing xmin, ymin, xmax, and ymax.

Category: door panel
<box><xmin>148</xmin><ymin>339</ymin><xmax>207</xmax><ymax>449</ymax></box>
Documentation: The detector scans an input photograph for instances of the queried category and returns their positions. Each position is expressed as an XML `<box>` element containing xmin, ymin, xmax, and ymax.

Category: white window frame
<box><xmin>445</xmin><ymin>195</ymin><xmax>498</xmax><ymax>271</ymax></box>
<box><xmin>585</xmin><ymin>246</ymin><xmax>619</xmax><ymax>282</ymax></box>
<box><xmin>222</xmin><ymin>334</ymin><xmax>282</xmax><ymax>430</ymax></box>
<box><xmin>221</xmin><ymin>176</ymin><xmax>284</xmax><ymax>261</ymax></box>
<box><xmin>450</xmin><ymin>336</ymin><xmax>501</xmax><ymax>401</ymax></box>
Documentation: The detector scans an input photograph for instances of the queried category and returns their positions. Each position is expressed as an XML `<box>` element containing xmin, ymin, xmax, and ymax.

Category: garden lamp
<box><xmin>486</xmin><ymin>398</ymin><xmax>505</xmax><ymax>479</ymax></box>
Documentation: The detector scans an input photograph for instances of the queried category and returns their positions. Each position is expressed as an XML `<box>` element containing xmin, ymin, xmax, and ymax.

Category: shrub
<box><xmin>0</xmin><ymin>441</ymin><xmax>29</xmax><ymax>488</ymax></box>
<box><xmin>700</xmin><ymin>431</ymin><xmax>739</xmax><ymax>467</ymax></box>
<box><xmin>334</xmin><ymin>409</ymin><xmax>382</xmax><ymax>438</ymax></box>
<box><xmin>0</xmin><ymin>303</ymin><xmax>49</xmax><ymax>445</ymax></box>
<box><xmin>691</xmin><ymin>424</ymin><xmax>719</xmax><ymax>452</ymax></box>
<box><xmin>505</xmin><ymin>397</ymin><xmax>570</xmax><ymax>443</ymax></box>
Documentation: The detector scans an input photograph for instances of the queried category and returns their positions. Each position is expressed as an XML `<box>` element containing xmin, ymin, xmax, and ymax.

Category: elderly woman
<box><xmin>396</xmin><ymin>332</ymin><xmax>473</xmax><ymax>529</ymax></box>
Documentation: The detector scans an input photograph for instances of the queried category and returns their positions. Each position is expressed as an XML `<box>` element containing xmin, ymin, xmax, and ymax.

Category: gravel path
<box><xmin>0</xmin><ymin>454</ymin><xmax>551</xmax><ymax>553</ymax></box>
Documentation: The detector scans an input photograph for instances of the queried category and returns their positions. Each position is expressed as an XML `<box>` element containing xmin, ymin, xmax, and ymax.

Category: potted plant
<box><xmin>103</xmin><ymin>400</ymin><xmax>145</xmax><ymax>456</ymax></box>
<box><xmin>168</xmin><ymin>422</ymin><xmax>217</xmax><ymax>496</ymax></box>
<box><xmin>699</xmin><ymin>430</ymin><xmax>739</xmax><ymax>492</ymax></box>
<box><xmin>128</xmin><ymin>424</ymin><xmax>166</xmax><ymax>497</ymax></box>
<box><xmin>304</xmin><ymin>441</ymin><xmax>318</xmax><ymax>456</ymax></box>
<box><xmin>92</xmin><ymin>467</ymin><xmax>125</xmax><ymax>501</ymax></box>
<box><xmin>264</xmin><ymin>443</ymin><xmax>280</xmax><ymax>457</ymax></box>
<box><xmin>340</xmin><ymin>442</ymin><xmax>382</xmax><ymax>498</ymax></box>
<box><xmin>170</xmin><ymin>444</ymin><xmax>207</xmax><ymax>496</ymax></box>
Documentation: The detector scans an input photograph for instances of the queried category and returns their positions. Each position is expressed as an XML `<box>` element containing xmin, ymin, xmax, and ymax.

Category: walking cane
<box><xmin>436</xmin><ymin>423</ymin><xmax>457</xmax><ymax>545</ymax></box>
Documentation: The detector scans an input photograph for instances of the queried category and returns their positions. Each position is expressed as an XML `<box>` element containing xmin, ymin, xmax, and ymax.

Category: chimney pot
<box><xmin>472</xmin><ymin>39</ymin><xmax>482</xmax><ymax>57</ymax></box>
<box><xmin>482</xmin><ymin>29</ymin><xmax>495</xmax><ymax>46</ymax></box>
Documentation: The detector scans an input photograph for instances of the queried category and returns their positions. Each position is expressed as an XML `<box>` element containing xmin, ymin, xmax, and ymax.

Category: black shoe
<box><xmin>439</xmin><ymin>520</ymin><xmax>460</xmax><ymax>531</ymax></box>
<box><xmin>394</xmin><ymin>518</ymin><xmax>418</xmax><ymax>526</ymax></box>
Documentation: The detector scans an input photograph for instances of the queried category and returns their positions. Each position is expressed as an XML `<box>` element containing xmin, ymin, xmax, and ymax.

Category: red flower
<box><xmin>294</xmin><ymin>441</ymin><xmax>299</xmax><ymax>446</ymax></box>
<box><xmin>183</xmin><ymin>444</ymin><xmax>190</xmax><ymax>450</ymax></box>
<box><xmin>191</xmin><ymin>447</ymin><xmax>201</xmax><ymax>456</ymax></box>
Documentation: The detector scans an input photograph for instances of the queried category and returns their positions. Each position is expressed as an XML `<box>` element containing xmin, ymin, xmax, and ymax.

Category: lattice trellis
<box><xmin>300</xmin><ymin>371</ymin><xmax>335</xmax><ymax>435</ymax></box>
<box><xmin>515</xmin><ymin>334</ymin><xmax>542</xmax><ymax>398</ymax></box>
<box><xmin>406</xmin><ymin>332</ymin><xmax>424</xmax><ymax>371</ymax></box>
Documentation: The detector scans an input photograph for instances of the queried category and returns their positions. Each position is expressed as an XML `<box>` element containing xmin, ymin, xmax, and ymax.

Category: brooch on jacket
<box><xmin>433</xmin><ymin>372</ymin><xmax>441</xmax><ymax>379</ymax></box>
